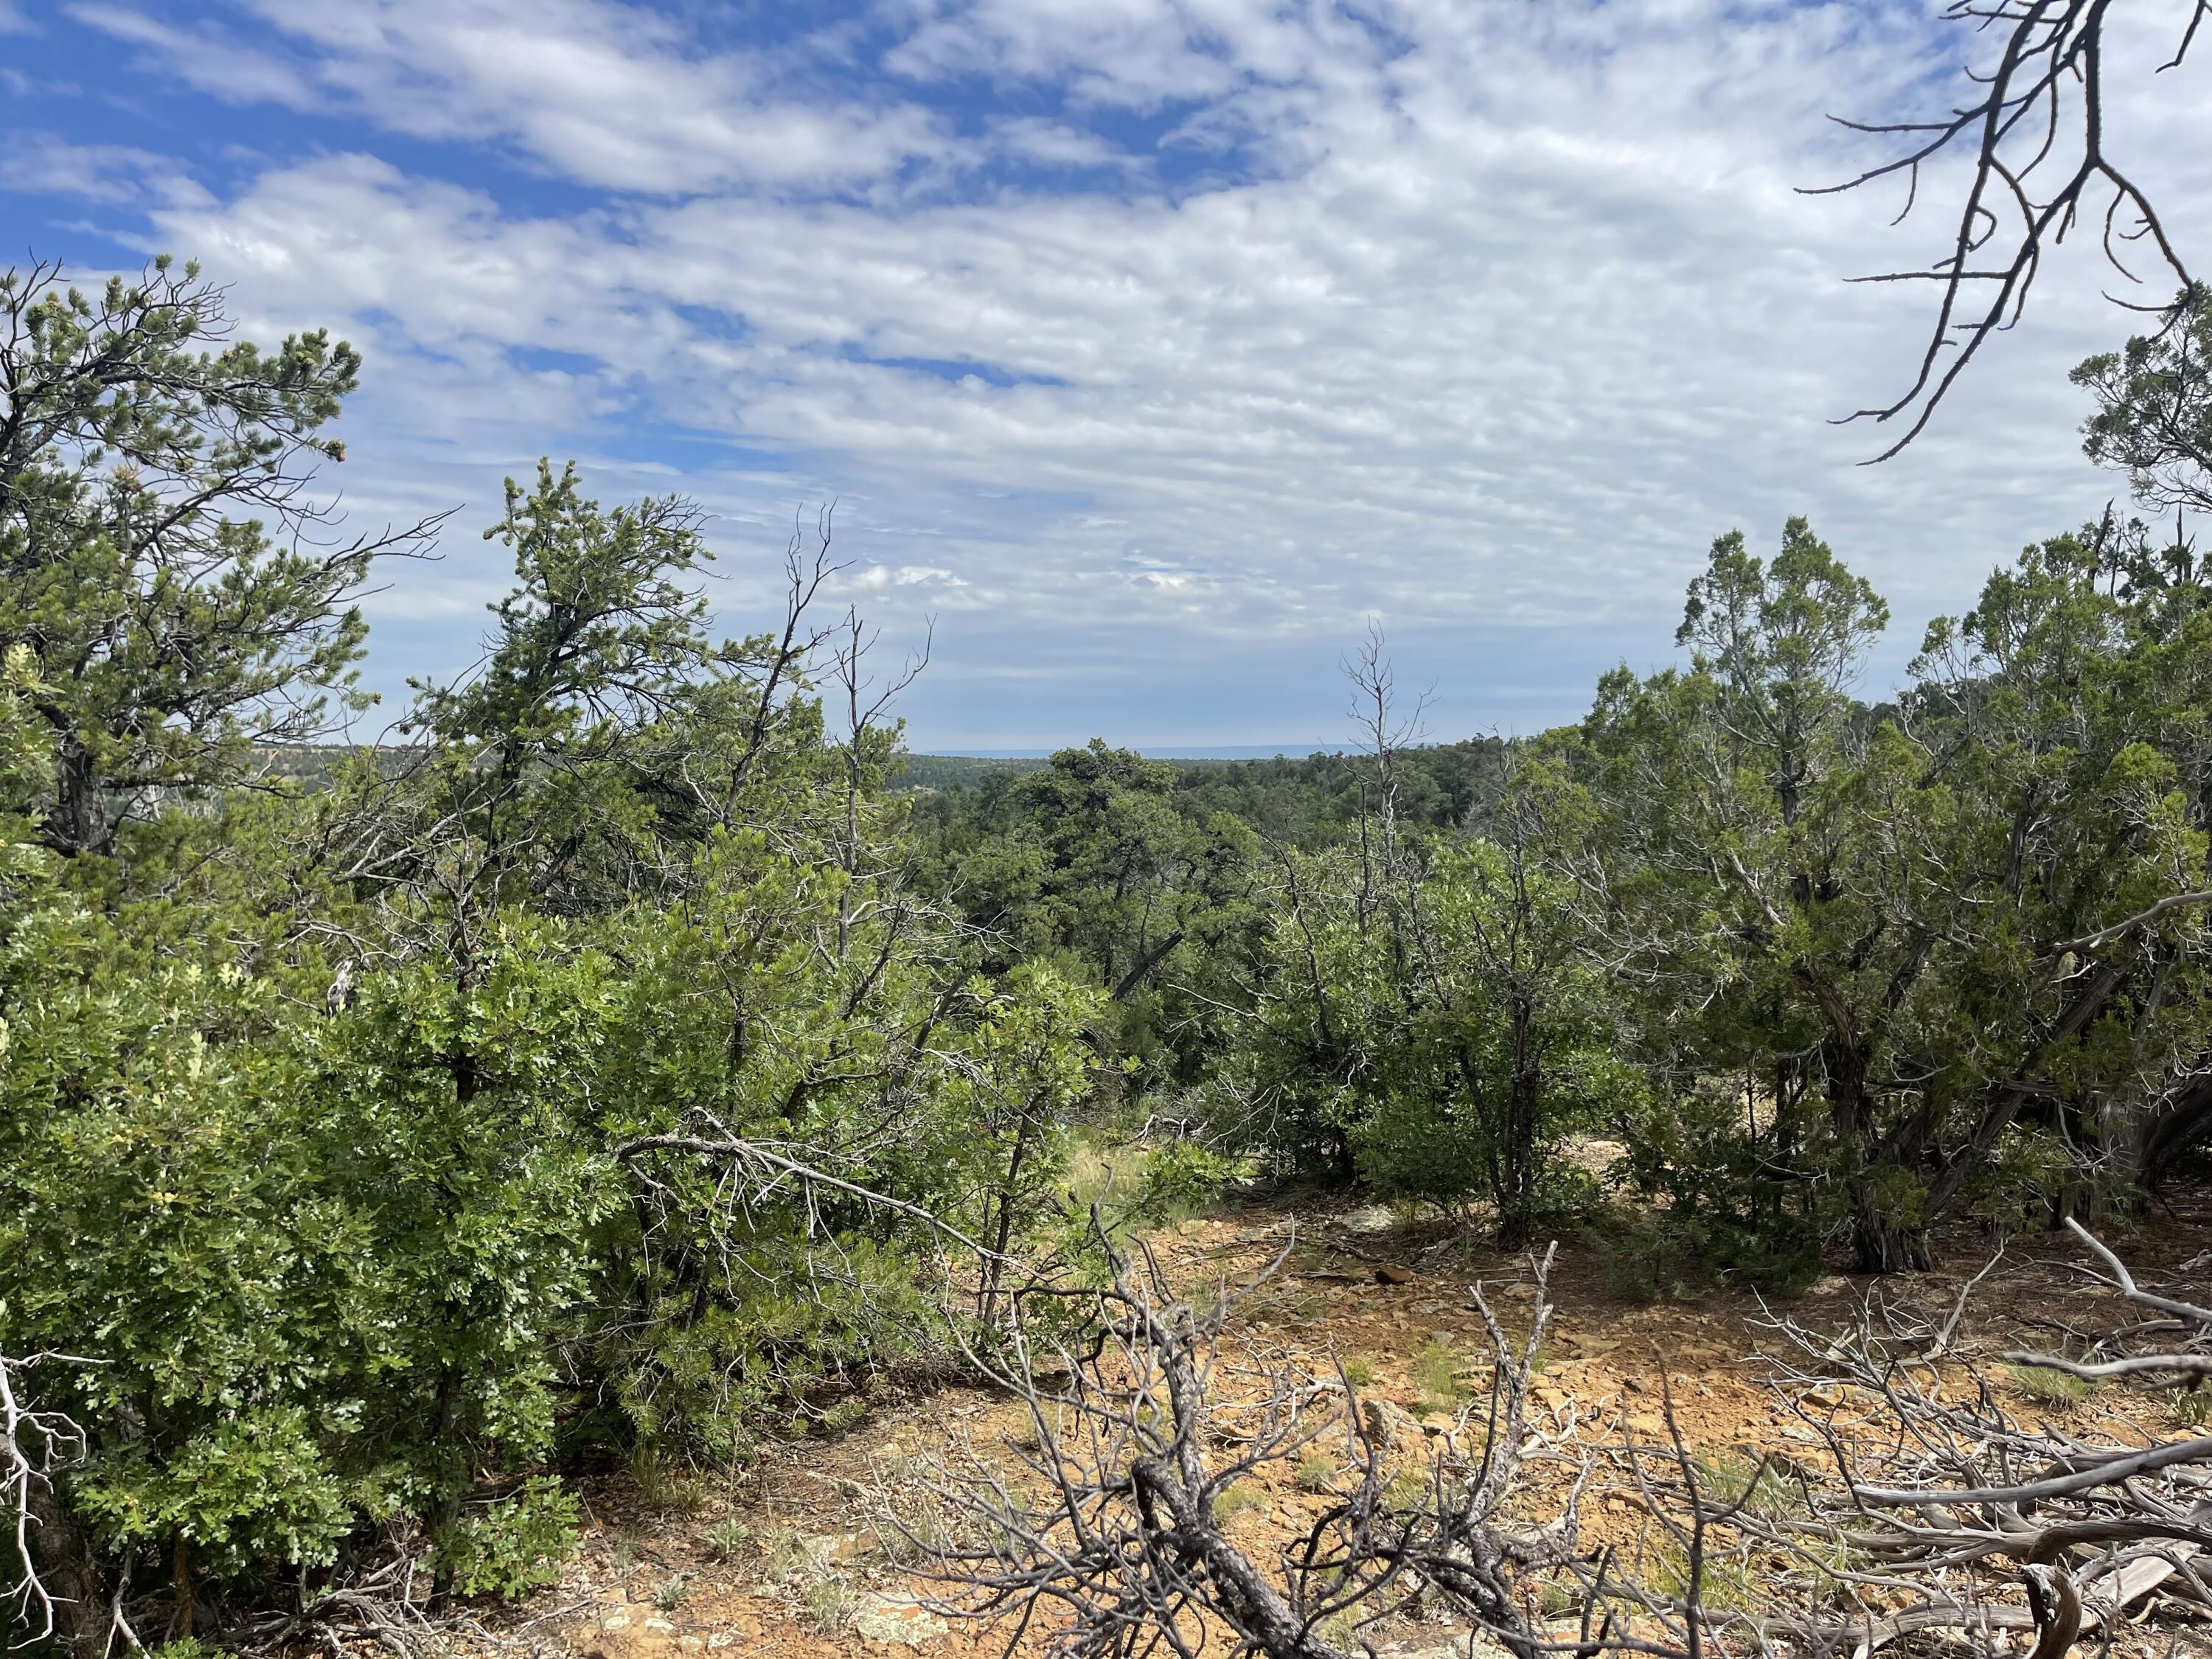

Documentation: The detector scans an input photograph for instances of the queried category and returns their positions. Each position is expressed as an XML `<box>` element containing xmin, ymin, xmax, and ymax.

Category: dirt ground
<box><xmin>476</xmin><ymin>1186</ymin><xmax>2212</xmax><ymax>1659</ymax></box>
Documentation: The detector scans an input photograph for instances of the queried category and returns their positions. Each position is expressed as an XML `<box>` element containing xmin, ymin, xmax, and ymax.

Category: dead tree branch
<box><xmin>1809</xmin><ymin>0</ymin><xmax>2208</xmax><ymax>459</ymax></box>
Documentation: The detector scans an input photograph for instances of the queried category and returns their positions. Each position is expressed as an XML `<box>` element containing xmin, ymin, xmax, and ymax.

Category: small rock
<box><xmin>1361</xmin><ymin>1397</ymin><xmax>1417</xmax><ymax>1450</ymax></box>
<box><xmin>1374</xmin><ymin>1264</ymin><xmax>1416</xmax><ymax>1286</ymax></box>
<box><xmin>642</xmin><ymin>1617</ymin><xmax>678</xmax><ymax>1634</ymax></box>
<box><xmin>602</xmin><ymin>1615</ymin><xmax>633</xmax><ymax>1632</ymax></box>
<box><xmin>852</xmin><ymin>1592</ymin><xmax>949</xmax><ymax>1649</ymax></box>
<box><xmin>678</xmin><ymin>1638</ymin><xmax>704</xmax><ymax>1652</ymax></box>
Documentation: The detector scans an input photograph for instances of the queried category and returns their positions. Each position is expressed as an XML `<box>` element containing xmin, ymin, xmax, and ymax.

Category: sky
<box><xmin>2</xmin><ymin>0</ymin><xmax>2208</xmax><ymax>754</ymax></box>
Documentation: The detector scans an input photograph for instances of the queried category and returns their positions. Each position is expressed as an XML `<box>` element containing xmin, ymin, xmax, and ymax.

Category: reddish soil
<box><xmin>474</xmin><ymin>1186</ymin><xmax>2212</xmax><ymax>1659</ymax></box>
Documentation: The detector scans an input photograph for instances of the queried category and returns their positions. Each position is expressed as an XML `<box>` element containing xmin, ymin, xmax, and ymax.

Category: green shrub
<box><xmin>435</xmin><ymin>1476</ymin><xmax>581</xmax><ymax>1601</ymax></box>
<box><xmin>1411</xmin><ymin>1338</ymin><xmax>1463</xmax><ymax>1408</ymax></box>
<box><xmin>802</xmin><ymin>1576</ymin><xmax>858</xmax><ymax>1634</ymax></box>
<box><xmin>1352</xmin><ymin>1093</ymin><xmax>1490</xmax><ymax>1228</ymax></box>
<box><xmin>1591</xmin><ymin>1202</ymin><xmax>1823</xmax><ymax>1302</ymax></box>
<box><xmin>704</xmin><ymin>1514</ymin><xmax>753</xmax><ymax>1560</ymax></box>
<box><xmin>1211</xmin><ymin>1484</ymin><xmax>1266</xmax><ymax>1522</ymax></box>
<box><xmin>1134</xmin><ymin>1138</ymin><xmax>1241</xmax><ymax>1223</ymax></box>
<box><xmin>629</xmin><ymin>1447</ymin><xmax>709</xmax><ymax>1515</ymax></box>
<box><xmin>2007</xmin><ymin>1364</ymin><xmax>2093</xmax><ymax>1411</ymax></box>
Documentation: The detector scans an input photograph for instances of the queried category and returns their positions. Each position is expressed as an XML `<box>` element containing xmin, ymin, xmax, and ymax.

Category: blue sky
<box><xmin>2</xmin><ymin>0</ymin><xmax>2206</xmax><ymax>752</ymax></box>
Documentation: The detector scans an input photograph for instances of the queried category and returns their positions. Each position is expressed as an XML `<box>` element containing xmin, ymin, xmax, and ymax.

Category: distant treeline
<box><xmin>255</xmin><ymin>740</ymin><xmax>1514</xmax><ymax>840</ymax></box>
<box><xmin>902</xmin><ymin>737</ymin><xmax>1509</xmax><ymax>842</ymax></box>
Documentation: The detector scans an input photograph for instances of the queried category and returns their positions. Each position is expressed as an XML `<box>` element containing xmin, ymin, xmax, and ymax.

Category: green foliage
<box><xmin>1569</xmin><ymin>513</ymin><xmax>2212</xmax><ymax>1273</ymax></box>
<box><xmin>627</xmin><ymin>1449</ymin><xmax>709</xmax><ymax>1517</ymax></box>
<box><xmin>1591</xmin><ymin>1203</ymin><xmax>1824</xmax><ymax>1304</ymax></box>
<box><xmin>2073</xmin><ymin>282</ymin><xmax>2212</xmax><ymax>517</ymax></box>
<box><xmin>704</xmin><ymin>1515</ymin><xmax>753</xmax><ymax>1559</ymax></box>
<box><xmin>435</xmin><ymin>1477</ymin><xmax>581</xmax><ymax>1601</ymax></box>
<box><xmin>2007</xmin><ymin>1365</ymin><xmax>2094</xmax><ymax>1411</ymax></box>
<box><xmin>1214</xmin><ymin>760</ymin><xmax>1618</xmax><ymax>1243</ymax></box>
<box><xmin>1210</xmin><ymin>1484</ymin><xmax>1265</xmax><ymax>1523</ymax></box>
<box><xmin>1410</xmin><ymin>1339</ymin><xmax>1463</xmax><ymax>1408</ymax></box>
<box><xmin>0</xmin><ymin>303</ymin><xmax>1106</xmax><ymax>1617</ymax></box>
<box><xmin>0</xmin><ymin>258</ymin><xmax>407</xmax><ymax>857</ymax></box>
<box><xmin>911</xmin><ymin>739</ymin><xmax>1267</xmax><ymax>1104</ymax></box>
<box><xmin>1132</xmin><ymin>1138</ymin><xmax>1240</xmax><ymax>1222</ymax></box>
<box><xmin>0</xmin><ymin>902</ymin><xmax>624</xmax><ymax>1576</ymax></box>
<box><xmin>801</xmin><ymin>1576</ymin><xmax>858</xmax><ymax>1634</ymax></box>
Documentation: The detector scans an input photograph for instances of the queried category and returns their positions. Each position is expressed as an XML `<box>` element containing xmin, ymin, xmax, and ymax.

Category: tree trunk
<box><xmin>25</xmin><ymin>1472</ymin><xmax>108</xmax><ymax>1657</ymax></box>
<box><xmin>1495</xmin><ymin>995</ymin><xmax>1540</xmax><ymax>1249</ymax></box>
<box><xmin>1851</xmin><ymin>1208</ymin><xmax>1933</xmax><ymax>1275</ymax></box>
<box><xmin>1823</xmin><ymin>1024</ymin><xmax>1934</xmax><ymax>1273</ymax></box>
<box><xmin>2138</xmin><ymin>1075</ymin><xmax>2212</xmax><ymax>1188</ymax></box>
<box><xmin>44</xmin><ymin>734</ymin><xmax>106</xmax><ymax>857</ymax></box>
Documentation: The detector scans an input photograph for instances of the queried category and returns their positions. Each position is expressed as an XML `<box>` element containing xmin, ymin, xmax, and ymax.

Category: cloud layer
<box><xmin>8</xmin><ymin>0</ymin><xmax>2211</xmax><ymax>747</ymax></box>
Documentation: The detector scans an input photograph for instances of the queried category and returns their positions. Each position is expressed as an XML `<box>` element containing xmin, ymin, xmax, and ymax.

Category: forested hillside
<box><xmin>7</xmin><ymin>259</ymin><xmax>2212</xmax><ymax>1655</ymax></box>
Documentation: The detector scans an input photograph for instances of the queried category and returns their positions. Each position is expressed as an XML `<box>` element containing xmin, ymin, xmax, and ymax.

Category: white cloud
<box><xmin>76</xmin><ymin>0</ymin><xmax>2212</xmax><ymax>742</ymax></box>
<box><xmin>986</xmin><ymin>116</ymin><xmax>1145</xmax><ymax>174</ymax></box>
<box><xmin>68</xmin><ymin>3</ymin><xmax>318</xmax><ymax>105</ymax></box>
<box><xmin>847</xmin><ymin>564</ymin><xmax>964</xmax><ymax>591</ymax></box>
<box><xmin>0</xmin><ymin>134</ymin><xmax>211</xmax><ymax>206</ymax></box>
<box><xmin>0</xmin><ymin>2</ymin><xmax>28</xmax><ymax>32</ymax></box>
<box><xmin>74</xmin><ymin>0</ymin><xmax>965</xmax><ymax>194</ymax></box>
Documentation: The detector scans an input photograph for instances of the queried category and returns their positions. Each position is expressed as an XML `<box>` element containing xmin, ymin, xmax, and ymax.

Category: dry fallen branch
<box><xmin>902</xmin><ymin>1231</ymin><xmax>1728</xmax><ymax>1659</ymax></box>
<box><xmin>895</xmin><ymin>1215</ymin><xmax>2212</xmax><ymax>1659</ymax></box>
<box><xmin>1694</xmin><ymin>1228</ymin><xmax>2212</xmax><ymax>1649</ymax></box>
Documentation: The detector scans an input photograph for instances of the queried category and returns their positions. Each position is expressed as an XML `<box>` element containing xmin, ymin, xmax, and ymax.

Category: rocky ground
<box><xmin>473</xmin><ymin>1188</ymin><xmax>2212</xmax><ymax>1659</ymax></box>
